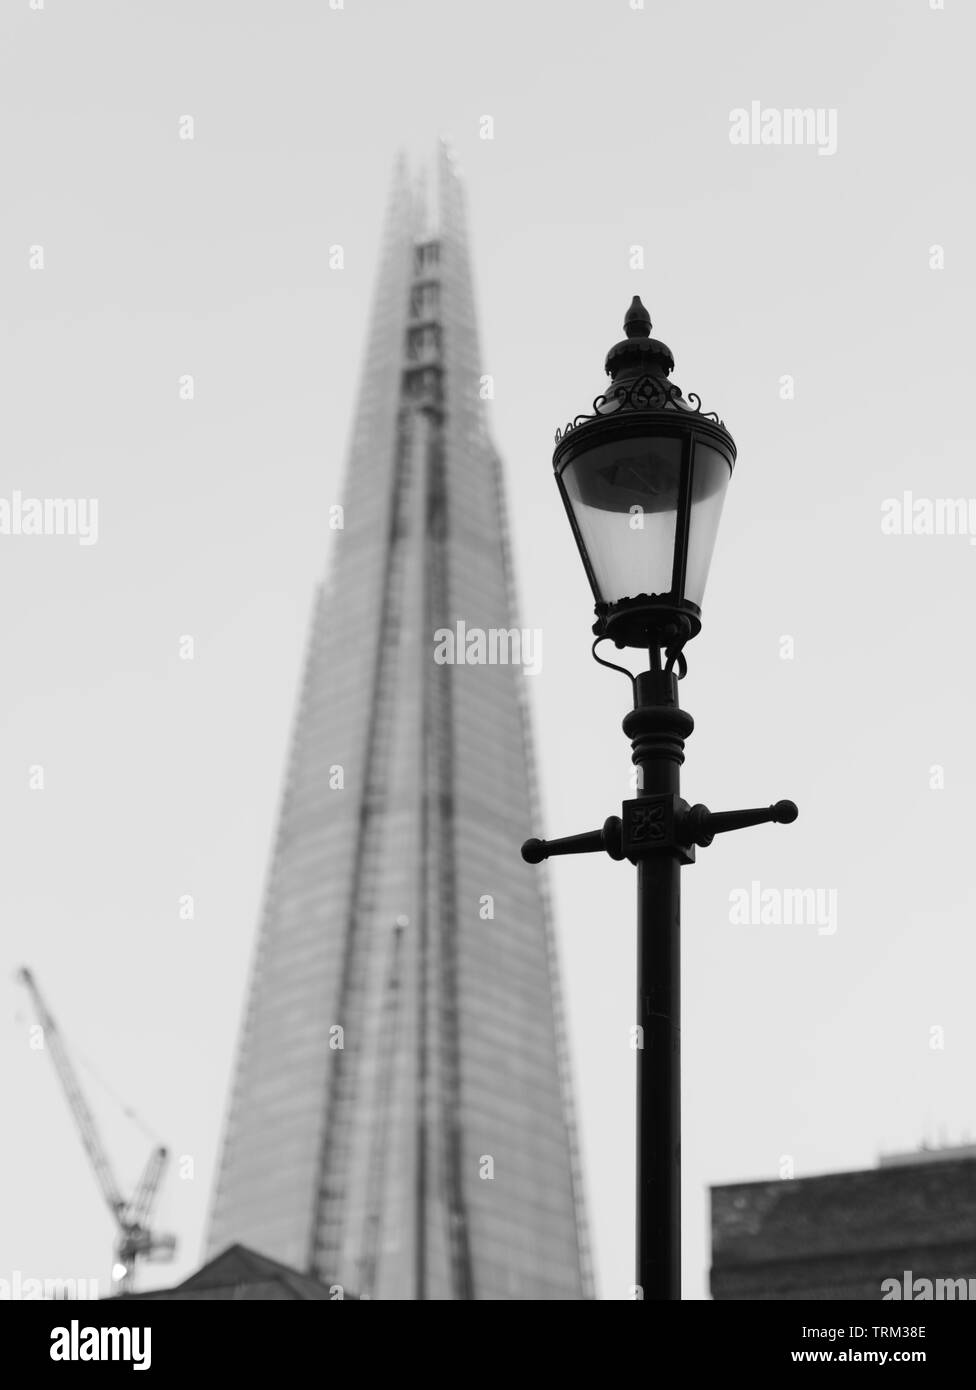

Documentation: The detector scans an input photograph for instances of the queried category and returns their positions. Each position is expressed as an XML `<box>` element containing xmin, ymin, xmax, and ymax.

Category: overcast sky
<box><xmin>2</xmin><ymin>0</ymin><xmax>973</xmax><ymax>1300</ymax></box>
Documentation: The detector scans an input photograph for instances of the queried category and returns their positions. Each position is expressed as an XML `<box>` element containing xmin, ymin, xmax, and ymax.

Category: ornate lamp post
<box><xmin>522</xmin><ymin>296</ymin><xmax>798</xmax><ymax>1300</ymax></box>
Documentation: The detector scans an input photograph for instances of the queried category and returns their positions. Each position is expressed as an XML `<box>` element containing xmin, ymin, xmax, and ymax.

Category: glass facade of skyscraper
<box><xmin>207</xmin><ymin>145</ymin><xmax>592</xmax><ymax>1300</ymax></box>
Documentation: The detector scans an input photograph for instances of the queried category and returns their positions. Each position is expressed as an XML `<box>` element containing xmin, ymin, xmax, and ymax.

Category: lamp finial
<box><xmin>605</xmin><ymin>296</ymin><xmax>672</xmax><ymax>380</ymax></box>
<box><xmin>624</xmin><ymin>296</ymin><xmax>652</xmax><ymax>339</ymax></box>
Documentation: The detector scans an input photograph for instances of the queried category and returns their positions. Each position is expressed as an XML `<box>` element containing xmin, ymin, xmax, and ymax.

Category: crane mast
<box><xmin>19</xmin><ymin>967</ymin><xmax>176</xmax><ymax>1292</ymax></box>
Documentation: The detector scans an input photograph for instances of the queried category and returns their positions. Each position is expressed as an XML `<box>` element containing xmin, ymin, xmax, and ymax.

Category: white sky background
<box><xmin>1</xmin><ymin>0</ymin><xmax>973</xmax><ymax>1300</ymax></box>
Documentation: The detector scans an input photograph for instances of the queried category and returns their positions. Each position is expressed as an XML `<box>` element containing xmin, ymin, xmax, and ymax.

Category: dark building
<box><xmin>710</xmin><ymin>1146</ymin><xmax>976</xmax><ymax>1300</ymax></box>
<box><xmin>112</xmin><ymin>1246</ymin><xmax>343</xmax><ymax>1301</ymax></box>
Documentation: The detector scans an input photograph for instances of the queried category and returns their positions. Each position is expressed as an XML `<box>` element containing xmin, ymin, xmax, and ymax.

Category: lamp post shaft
<box><xmin>625</xmin><ymin>669</ymin><xmax>693</xmax><ymax>1300</ymax></box>
<box><xmin>637</xmin><ymin>849</ymin><xmax>681</xmax><ymax>1299</ymax></box>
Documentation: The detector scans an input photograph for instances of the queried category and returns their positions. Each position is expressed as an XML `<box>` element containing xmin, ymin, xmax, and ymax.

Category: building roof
<box><xmin>710</xmin><ymin>1152</ymin><xmax>976</xmax><ymax>1300</ymax></box>
<box><xmin>112</xmin><ymin>1244</ymin><xmax>345</xmax><ymax>1301</ymax></box>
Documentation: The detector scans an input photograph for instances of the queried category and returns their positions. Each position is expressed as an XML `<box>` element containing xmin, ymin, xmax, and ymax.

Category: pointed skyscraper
<box><xmin>207</xmin><ymin>145</ymin><xmax>592</xmax><ymax>1300</ymax></box>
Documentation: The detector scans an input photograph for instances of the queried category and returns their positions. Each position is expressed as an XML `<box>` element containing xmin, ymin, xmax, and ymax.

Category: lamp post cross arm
<box><xmin>683</xmin><ymin>799</ymin><xmax>798</xmax><ymax>847</ymax></box>
<box><xmin>522</xmin><ymin>799</ymin><xmax>797</xmax><ymax>866</ymax></box>
<box><xmin>521</xmin><ymin>816</ymin><xmax>624</xmax><ymax>865</ymax></box>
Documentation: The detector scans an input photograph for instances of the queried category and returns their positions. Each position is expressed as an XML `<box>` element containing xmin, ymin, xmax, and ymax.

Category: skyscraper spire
<box><xmin>206</xmin><ymin>147</ymin><xmax>592</xmax><ymax>1300</ymax></box>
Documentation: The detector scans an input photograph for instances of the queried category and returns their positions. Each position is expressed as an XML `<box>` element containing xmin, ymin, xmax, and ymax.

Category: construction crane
<box><xmin>19</xmin><ymin>967</ymin><xmax>177</xmax><ymax>1293</ymax></box>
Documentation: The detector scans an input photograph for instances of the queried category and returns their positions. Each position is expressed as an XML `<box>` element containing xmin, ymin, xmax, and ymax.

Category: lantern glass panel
<box><xmin>560</xmin><ymin>435</ymin><xmax>682</xmax><ymax>604</ymax></box>
<box><xmin>684</xmin><ymin>444</ymin><xmax>732</xmax><ymax>607</ymax></box>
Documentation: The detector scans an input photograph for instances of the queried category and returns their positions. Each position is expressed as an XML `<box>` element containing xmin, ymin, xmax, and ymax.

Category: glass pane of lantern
<box><xmin>684</xmin><ymin>444</ymin><xmax>732</xmax><ymax>607</ymax></box>
<box><xmin>560</xmin><ymin>436</ymin><xmax>682</xmax><ymax>603</ymax></box>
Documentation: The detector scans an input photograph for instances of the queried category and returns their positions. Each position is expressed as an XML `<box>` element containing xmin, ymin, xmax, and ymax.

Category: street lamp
<box><xmin>522</xmin><ymin>296</ymin><xmax>798</xmax><ymax>1301</ymax></box>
